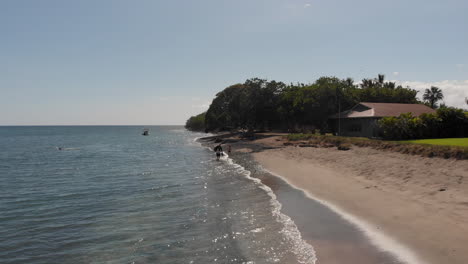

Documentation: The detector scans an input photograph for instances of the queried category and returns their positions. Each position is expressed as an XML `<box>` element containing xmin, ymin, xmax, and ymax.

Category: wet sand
<box><xmin>201</xmin><ymin>134</ymin><xmax>403</xmax><ymax>263</ymax></box>
<box><xmin>257</xmin><ymin>172</ymin><xmax>407</xmax><ymax>264</ymax></box>
<box><xmin>201</xmin><ymin>133</ymin><xmax>468</xmax><ymax>264</ymax></box>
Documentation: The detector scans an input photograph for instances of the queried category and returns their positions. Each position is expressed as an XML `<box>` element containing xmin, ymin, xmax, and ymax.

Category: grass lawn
<box><xmin>400</xmin><ymin>138</ymin><xmax>468</xmax><ymax>147</ymax></box>
<box><xmin>285</xmin><ymin>133</ymin><xmax>468</xmax><ymax>159</ymax></box>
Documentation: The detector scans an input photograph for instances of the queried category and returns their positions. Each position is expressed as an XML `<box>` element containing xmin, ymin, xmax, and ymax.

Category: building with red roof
<box><xmin>329</xmin><ymin>102</ymin><xmax>436</xmax><ymax>138</ymax></box>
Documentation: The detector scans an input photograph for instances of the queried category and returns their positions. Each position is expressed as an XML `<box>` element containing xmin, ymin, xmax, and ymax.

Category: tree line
<box><xmin>186</xmin><ymin>75</ymin><xmax>419</xmax><ymax>132</ymax></box>
<box><xmin>185</xmin><ymin>75</ymin><xmax>467</xmax><ymax>139</ymax></box>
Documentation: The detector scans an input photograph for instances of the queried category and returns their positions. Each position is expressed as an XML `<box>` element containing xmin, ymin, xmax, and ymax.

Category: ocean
<box><xmin>0</xmin><ymin>126</ymin><xmax>316</xmax><ymax>264</ymax></box>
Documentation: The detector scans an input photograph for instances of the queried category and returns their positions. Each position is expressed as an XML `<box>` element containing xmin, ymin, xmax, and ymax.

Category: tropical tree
<box><xmin>377</xmin><ymin>74</ymin><xmax>385</xmax><ymax>86</ymax></box>
<box><xmin>360</xmin><ymin>78</ymin><xmax>375</xmax><ymax>89</ymax></box>
<box><xmin>198</xmin><ymin>75</ymin><xmax>421</xmax><ymax>132</ymax></box>
<box><xmin>205</xmin><ymin>83</ymin><xmax>246</xmax><ymax>131</ymax></box>
<box><xmin>361</xmin><ymin>74</ymin><xmax>385</xmax><ymax>88</ymax></box>
<box><xmin>185</xmin><ymin>112</ymin><xmax>206</xmax><ymax>132</ymax></box>
<box><xmin>345</xmin><ymin>77</ymin><xmax>354</xmax><ymax>87</ymax></box>
<box><xmin>242</xmin><ymin>78</ymin><xmax>285</xmax><ymax>131</ymax></box>
<box><xmin>423</xmin><ymin>86</ymin><xmax>444</xmax><ymax>108</ymax></box>
<box><xmin>204</xmin><ymin>78</ymin><xmax>285</xmax><ymax>132</ymax></box>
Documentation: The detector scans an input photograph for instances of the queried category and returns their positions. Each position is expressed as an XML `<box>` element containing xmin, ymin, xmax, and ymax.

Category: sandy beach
<box><xmin>216</xmin><ymin>133</ymin><xmax>468</xmax><ymax>264</ymax></box>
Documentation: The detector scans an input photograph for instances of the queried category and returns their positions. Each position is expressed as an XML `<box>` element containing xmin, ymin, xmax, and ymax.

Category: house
<box><xmin>329</xmin><ymin>102</ymin><xmax>436</xmax><ymax>138</ymax></box>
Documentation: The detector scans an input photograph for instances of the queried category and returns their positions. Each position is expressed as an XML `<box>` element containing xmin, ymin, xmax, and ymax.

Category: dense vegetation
<box><xmin>378</xmin><ymin>107</ymin><xmax>468</xmax><ymax>140</ymax></box>
<box><xmin>187</xmin><ymin>75</ymin><xmax>467</xmax><ymax>140</ymax></box>
<box><xmin>185</xmin><ymin>112</ymin><xmax>206</xmax><ymax>132</ymax></box>
<box><xmin>204</xmin><ymin>75</ymin><xmax>418</xmax><ymax>132</ymax></box>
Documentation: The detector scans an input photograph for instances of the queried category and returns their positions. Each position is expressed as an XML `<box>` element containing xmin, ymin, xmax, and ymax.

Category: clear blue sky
<box><xmin>1</xmin><ymin>0</ymin><xmax>467</xmax><ymax>125</ymax></box>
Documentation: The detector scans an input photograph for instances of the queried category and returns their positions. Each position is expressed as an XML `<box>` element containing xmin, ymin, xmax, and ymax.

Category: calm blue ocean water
<box><xmin>0</xmin><ymin>126</ymin><xmax>314</xmax><ymax>264</ymax></box>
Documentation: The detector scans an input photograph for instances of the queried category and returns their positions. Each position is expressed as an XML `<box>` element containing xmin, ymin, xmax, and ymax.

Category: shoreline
<box><xmin>260</xmin><ymin>167</ymin><xmax>423</xmax><ymax>264</ymax></box>
<box><xmin>201</xmin><ymin>133</ymin><xmax>468</xmax><ymax>264</ymax></box>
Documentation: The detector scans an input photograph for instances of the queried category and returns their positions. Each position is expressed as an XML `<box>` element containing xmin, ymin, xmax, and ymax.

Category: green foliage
<box><xmin>378</xmin><ymin>107</ymin><xmax>468</xmax><ymax>140</ymax></box>
<box><xmin>286</xmin><ymin>133</ymin><xmax>315</xmax><ymax>141</ymax></box>
<box><xmin>205</xmin><ymin>83</ymin><xmax>246</xmax><ymax>131</ymax></box>
<box><xmin>279</xmin><ymin>77</ymin><xmax>358</xmax><ymax>130</ymax></box>
<box><xmin>357</xmin><ymin>74</ymin><xmax>418</xmax><ymax>104</ymax></box>
<box><xmin>185</xmin><ymin>112</ymin><xmax>206</xmax><ymax>132</ymax></box>
<box><xmin>436</xmin><ymin>107</ymin><xmax>467</xmax><ymax>137</ymax></box>
<box><xmin>357</xmin><ymin>76</ymin><xmax>418</xmax><ymax>104</ymax></box>
<box><xmin>423</xmin><ymin>86</ymin><xmax>444</xmax><ymax>108</ymax></box>
<box><xmin>378</xmin><ymin>113</ymin><xmax>425</xmax><ymax>140</ymax></box>
<box><xmin>192</xmin><ymin>74</ymin><xmax>421</xmax><ymax>132</ymax></box>
<box><xmin>205</xmin><ymin>78</ymin><xmax>285</xmax><ymax>131</ymax></box>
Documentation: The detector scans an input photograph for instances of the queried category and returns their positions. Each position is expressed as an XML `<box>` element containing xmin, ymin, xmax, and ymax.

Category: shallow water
<box><xmin>232</xmin><ymin>152</ymin><xmax>405</xmax><ymax>264</ymax></box>
<box><xmin>0</xmin><ymin>126</ymin><xmax>315</xmax><ymax>264</ymax></box>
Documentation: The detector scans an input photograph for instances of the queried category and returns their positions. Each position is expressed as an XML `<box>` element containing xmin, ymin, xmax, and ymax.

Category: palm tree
<box><xmin>377</xmin><ymin>74</ymin><xmax>385</xmax><ymax>85</ymax></box>
<box><xmin>383</xmin><ymin>82</ymin><xmax>396</xmax><ymax>89</ymax></box>
<box><xmin>423</xmin><ymin>86</ymin><xmax>444</xmax><ymax>108</ymax></box>
<box><xmin>361</xmin><ymin>78</ymin><xmax>375</xmax><ymax>89</ymax></box>
<box><xmin>345</xmin><ymin>78</ymin><xmax>354</xmax><ymax>87</ymax></box>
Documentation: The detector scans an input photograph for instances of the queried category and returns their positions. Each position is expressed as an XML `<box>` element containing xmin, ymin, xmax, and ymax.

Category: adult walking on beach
<box><xmin>214</xmin><ymin>144</ymin><xmax>223</xmax><ymax>161</ymax></box>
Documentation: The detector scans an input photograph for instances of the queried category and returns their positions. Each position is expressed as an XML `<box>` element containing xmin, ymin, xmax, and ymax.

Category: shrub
<box><xmin>287</xmin><ymin>133</ymin><xmax>314</xmax><ymax>141</ymax></box>
<box><xmin>378</xmin><ymin>107</ymin><xmax>468</xmax><ymax>140</ymax></box>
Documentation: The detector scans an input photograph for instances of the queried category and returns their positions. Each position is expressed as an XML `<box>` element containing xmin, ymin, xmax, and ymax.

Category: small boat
<box><xmin>142</xmin><ymin>128</ymin><xmax>149</xmax><ymax>136</ymax></box>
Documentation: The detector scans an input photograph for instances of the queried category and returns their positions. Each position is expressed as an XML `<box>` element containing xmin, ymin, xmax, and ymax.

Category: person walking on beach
<box><xmin>227</xmin><ymin>145</ymin><xmax>231</xmax><ymax>154</ymax></box>
<box><xmin>214</xmin><ymin>144</ymin><xmax>223</xmax><ymax>161</ymax></box>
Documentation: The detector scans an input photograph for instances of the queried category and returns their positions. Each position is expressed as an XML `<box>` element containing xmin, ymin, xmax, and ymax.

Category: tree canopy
<box><xmin>198</xmin><ymin>75</ymin><xmax>420</xmax><ymax>132</ymax></box>
<box><xmin>185</xmin><ymin>112</ymin><xmax>206</xmax><ymax>132</ymax></box>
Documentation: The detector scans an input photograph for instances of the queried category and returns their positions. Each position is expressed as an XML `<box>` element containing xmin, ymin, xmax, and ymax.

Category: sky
<box><xmin>1</xmin><ymin>0</ymin><xmax>467</xmax><ymax>125</ymax></box>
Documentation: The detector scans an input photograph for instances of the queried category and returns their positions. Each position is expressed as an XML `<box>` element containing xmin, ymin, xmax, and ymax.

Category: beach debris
<box><xmin>320</xmin><ymin>143</ymin><xmax>335</xmax><ymax>148</ymax></box>
<box><xmin>299</xmin><ymin>144</ymin><xmax>317</xmax><ymax>148</ymax></box>
<box><xmin>283</xmin><ymin>142</ymin><xmax>294</xmax><ymax>146</ymax></box>
<box><xmin>337</xmin><ymin>144</ymin><xmax>351</xmax><ymax>151</ymax></box>
<box><xmin>439</xmin><ymin>188</ymin><xmax>447</xmax><ymax>192</ymax></box>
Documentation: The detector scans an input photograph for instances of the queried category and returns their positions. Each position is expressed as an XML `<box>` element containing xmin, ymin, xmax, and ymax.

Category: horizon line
<box><xmin>0</xmin><ymin>124</ymin><xmax>185</xmax><ymax>127</ymax></box>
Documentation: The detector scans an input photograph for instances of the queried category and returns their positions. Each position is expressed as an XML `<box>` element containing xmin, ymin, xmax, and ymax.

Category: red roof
<box><xmin>330</xmin><ymin>102</ymin><xmax>436</xmax><ymax>119</ymax></box>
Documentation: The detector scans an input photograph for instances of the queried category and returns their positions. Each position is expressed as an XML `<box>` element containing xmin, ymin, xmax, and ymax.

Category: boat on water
<box><xmin>142</xmin><ymin>128</ymin><xmax>149</xmax><ymax>136</ymax></box>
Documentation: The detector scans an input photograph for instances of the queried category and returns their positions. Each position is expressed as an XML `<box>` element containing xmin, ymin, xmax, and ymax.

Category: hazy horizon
<box><xmin>1</xmin><ymin>0</ymin><xmax>467</xmax><ymax>125</ymax></box>
<box><xmin>0</xmin><ymin>124</ymin><xmax>184</xmax><ymax>126</ymax></box>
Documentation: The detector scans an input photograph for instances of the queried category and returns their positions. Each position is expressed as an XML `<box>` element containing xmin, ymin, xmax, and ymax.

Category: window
<box><xmin>348</xmin><ymin>123</ymin><xmax>362</xmax><ymax>132</ymax></box>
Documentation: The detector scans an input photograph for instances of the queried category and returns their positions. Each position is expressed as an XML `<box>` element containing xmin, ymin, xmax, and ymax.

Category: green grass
<box><xmin>400</xmin><ymin>138</ymin><xmax>468</xmax><ymax>147</ymax></box>
<box><xmin>286</xmin><ymin>133</ymin><xmax>468</xmax><ymax>159</ymax></box>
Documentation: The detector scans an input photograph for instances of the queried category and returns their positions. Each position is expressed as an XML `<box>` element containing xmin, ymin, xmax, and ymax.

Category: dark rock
<box><xmin>337</xmin><ymin>145</ymin><xmax>351</xmax><ymax>151</ymax></box>
<box><xmin>299</xmin><ymin>144</ymin><xmax>318</xmax><ymax>148</ymax></box>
